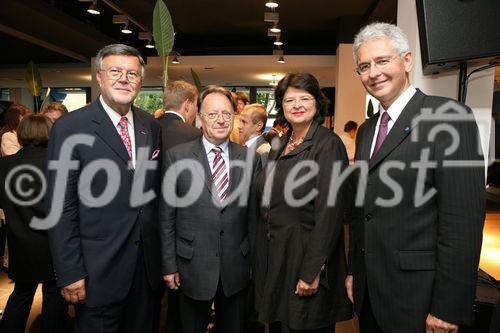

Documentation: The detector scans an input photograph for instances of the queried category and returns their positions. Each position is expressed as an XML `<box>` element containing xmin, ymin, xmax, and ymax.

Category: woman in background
<box><xmin>254</xmin><ymin>73</ymin><xmax>353</xmax><ymax>332</ymax></box>
<box><xmin>0</xmin><ymin>114</ymin><xmax>68</xmax><ymax>333</ymax></box>
<box><xmin>0</xmin><ymin>103</ymin><xmax>32</xmax><ymax>156</ymax></box>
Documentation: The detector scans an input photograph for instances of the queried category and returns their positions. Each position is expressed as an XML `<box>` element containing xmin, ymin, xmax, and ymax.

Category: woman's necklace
<box><xmin>287</xmin><ymin>131</ymin><xmax>304</xmax><ymax>152</ymax></box>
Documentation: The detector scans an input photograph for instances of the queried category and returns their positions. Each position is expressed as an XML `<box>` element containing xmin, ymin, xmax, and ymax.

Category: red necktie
<box><xmin>371</xmin><ymin>112</ymin><xmax>390</xmax><ymax>159</ymax></box>
<box><xmin>212</xmin><ymin>147</ymin><xmax>229</xmax><ymax>202</ymax></box>
<box><xmin>118</xmin><ymin>116</ymin><xmax>132</xmax><ymax>159</ymax></box>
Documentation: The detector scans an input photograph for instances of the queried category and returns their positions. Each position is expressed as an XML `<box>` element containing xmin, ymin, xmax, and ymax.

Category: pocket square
<box><xmin>151</xmin><ymin>149</ymin><xmax>160</xmax><ymax>160</ymax></box>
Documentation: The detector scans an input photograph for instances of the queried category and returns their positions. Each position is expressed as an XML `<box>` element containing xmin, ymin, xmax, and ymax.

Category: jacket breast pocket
<box><xmin>399</xmin><ymin>251</ymin><xmax>436</xmax><ymax>271</ymax></box>
<box><xmin>177</xmin><ymin>232</ymin><xmax>195</xmax><ymax>260</ymax></box>
<box><xmin>240</xmin><ymin>237</ymin><xmax>249</xmax><ymax>257</ymax></box>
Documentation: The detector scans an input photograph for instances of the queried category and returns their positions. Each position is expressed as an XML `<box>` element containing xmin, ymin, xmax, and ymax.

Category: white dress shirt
<box><xmin>100</xmin><ymin>95</ymin><xmax>136</xmax><ymax>168</ymax></box>
<box><xmin>369</xmin><ymin>85</ymin><xmax>417</xmax><ymax>158</ymax></box>
<box><xmin>202</xmin><ymin>136</ymin><xmax>230</xmax><ymax>182</ymax></box>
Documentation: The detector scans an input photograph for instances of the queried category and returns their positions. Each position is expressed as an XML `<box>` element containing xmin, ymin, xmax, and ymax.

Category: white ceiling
<box><xmin>0</xmin><ymin>55</ymin><xmax>338</xmax><ymax>90</ymax></box>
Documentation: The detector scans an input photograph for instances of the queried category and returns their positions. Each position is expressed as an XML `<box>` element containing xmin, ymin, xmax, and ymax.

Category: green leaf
<box><xmin>39</xmin><ymin>87</ymin><xmax>51</xmax><ymax>113</ymax></box>
<box><xmin>25</xmin><ymin>61</ymin><xmax>42</xmax><ymax>97</ymax></box>
<box><xmin>190</xmin><ymin>68</ymin><xmax>202</xmax><ymax>92</ymax></box>
<box><xmin>153</xmin><ymin>0</ymin><xmax>174</xmax><ymax>88</ymax></box>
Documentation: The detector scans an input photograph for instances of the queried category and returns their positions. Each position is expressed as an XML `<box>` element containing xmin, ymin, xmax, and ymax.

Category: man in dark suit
<box><xmin>157</xmin><ymin>80</ymin><xmax>201</xmax><ymax>332</ymax></box>
<box><xmin>345</xmin><ymin>23</ymin><xmax>485</xmax><ymax>333</ymax></box>
<box><xmin>46</xmin><ymin>44</ymin><xmax>162</xmax><ymax>333</ymax></box>
<box><xmin>160</xmin><ymin>85</ymin><xmax>259</xmax><ymax>333</ymax></box>
<box><xmin>238</xmin><ymin>103</ymin><xmax>271</xmax><ymax>168</ymax></box>
<box><xmin>158</xmin><ymin>80</ymin><xmax>202</xmax><ymax>151</ymax></box>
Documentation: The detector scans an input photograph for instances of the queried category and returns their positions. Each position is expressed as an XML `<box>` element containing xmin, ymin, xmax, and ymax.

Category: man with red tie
<box><xmin>46</xmin><ymin>44</ymin><xmax>162</xmax><ymax>333</ymax></box>
<box><xmin>160</xmin><ymin>85</ymin><xmax>260</xmax><ymax>333</ymax></box>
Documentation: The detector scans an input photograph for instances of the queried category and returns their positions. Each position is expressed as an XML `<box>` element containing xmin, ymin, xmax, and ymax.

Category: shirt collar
<box><xmin>165</xmin><ymin>110</ymin><xmax>186</xmax><ymax>123</ymax></box>
<box><xmin>245</xmin><ymin>134</ymin><xmax>261</xmax><ymax>147</ymax></box>
<box><xmin>379</xmin><ymin>85</ymin><xmax>417</xmax><ymax>123</ymax></box>
<box><xmin>202</xmin><ymin>136</ymin><xmax>229</xmax><ymax>156</ymax></box>
<box><xmin>100</xmin><ymin>95</ymin><xmax>134</xmax><ymax>129</ymax></box>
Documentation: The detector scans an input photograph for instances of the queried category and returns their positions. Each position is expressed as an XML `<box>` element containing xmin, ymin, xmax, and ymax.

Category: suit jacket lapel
<box><xmin>92</xmin><ymin>100</ymin><xmax>130</xmax><ymax>166</ymax></box>
<box><xmin>133</xmin><ymin>108</ymin><xmax>150</xmax><ymax>171</ymax></box>
<box><xmin>192</xmin><ymin>138</ymin><xmax>219</xmax><ymax>203</ymax></box>
<box><xmin>359</xmin><ymin>114</ymin><xmax>378</xmax><ymax>162</ymax></box>
<box><xmin>228</xmin><ymin>142</ymin><xmax>243</xmax><ymax>194</ymax></box>
<box><xmin>369</xmin><ymin>90</ymin><xmax>426</xmax><ymax>170</ymax></box>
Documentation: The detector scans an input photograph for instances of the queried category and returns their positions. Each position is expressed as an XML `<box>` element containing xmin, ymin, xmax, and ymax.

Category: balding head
<box><xmin>238</xmin><ymin>103</ymin><xmax>268</xmax><ymax>143</ymax></box>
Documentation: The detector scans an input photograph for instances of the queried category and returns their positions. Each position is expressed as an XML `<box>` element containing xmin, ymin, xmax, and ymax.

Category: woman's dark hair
<box><xmin>274</xmin><ymin>73</ymin><xmax>329</xmax><ymax>127</ymax></box>
<box><xmin>17</xmin><ymin>114</ymin><xmax>52</xmax><ymax>147</ymax></box>
<box><xmin>0</xmin><ymin>103</ymin><xmax>32</xmax><ymax>135</ymax></box>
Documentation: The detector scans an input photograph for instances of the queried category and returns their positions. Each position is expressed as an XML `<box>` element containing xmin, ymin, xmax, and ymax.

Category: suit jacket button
<box><xmin>365</xmin><ymin>214</ymin><xmax>372</xmax><ymax>222</ymax></box>
<box><xmin>220</xmin><ymin>230</ymin><xmax>224</xmax><ymax>236</ymax></box>
<box><xmin>361</xmin><ymin>248</ymin><xmax>365</xmax><ymax>253</ymax></box>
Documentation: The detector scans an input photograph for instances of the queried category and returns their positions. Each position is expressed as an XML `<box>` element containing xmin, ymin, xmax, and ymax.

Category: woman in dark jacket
<box><xmin>254</xmin><ymin>73</ymin><xmax>353</xmax><ymax>332</ymax></box>
<box><xmin>0</xmin><ymin>114</ymin><xmax>67</xmax><ymax>333</ymax></box>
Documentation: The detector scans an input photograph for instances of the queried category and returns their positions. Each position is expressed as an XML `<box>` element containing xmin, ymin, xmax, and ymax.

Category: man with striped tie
<box><xmin>160</xmin><ymin>85</ymin><xmax>260</xmax><ymax>333</ymax></box>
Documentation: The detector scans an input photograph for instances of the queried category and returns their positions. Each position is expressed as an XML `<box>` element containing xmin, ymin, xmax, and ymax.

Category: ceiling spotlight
<box><xmin>265</xmin><ymin>1</ymin><xmax>279</xmax><ymax>9</ymax></box>
<box><xmin>139</xmin><ymin>32</ymin><xmax>155</xmax><ymax>49</ymax></box>
<box><xmin>121</xmin><ymin>22</ymin><xmax>132</xmax><ymax>34</ymax></box>
<box><xmin>270</xmin><ymin>23</ymin><xmax>281</xmax><ymax>33</ymax></box>
<box><xmin>172</xmin><ymin>55</ymin><xmax>180</xmax><ymax>64</ymax></box>
<box><xmin>277</xmin><ymin>56</ymin><xmax>285</xmax><ymax>64</ymax></box>
<box><xmin>274</xmin><ymin>37</ymin><xmax>283</xmax><ymax>46</ymax></box>
<box><xmin>87</xmin><ymin>0</ymin><xmax>100</xmax><ymax>15</ymax></box>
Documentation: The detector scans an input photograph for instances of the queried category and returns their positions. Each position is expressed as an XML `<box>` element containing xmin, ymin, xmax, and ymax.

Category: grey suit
<box><xmin>248</xmin><ymin>134</ymin><xmax>271</xmax><ymax>168</ymax></box>
<box><xmin>160</xmin><ymin>137</ymin><xmax>260</xmax><ymax>331</ymax></box>
<box><xmin>348</xmin><ymin>89</ymin><xmax>485</xmax><ymax>333</ymax></box>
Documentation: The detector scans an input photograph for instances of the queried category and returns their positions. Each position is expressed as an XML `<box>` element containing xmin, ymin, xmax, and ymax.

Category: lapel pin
<box><xmin>404</xmin><ymin>127</ymin><xmax>411</xmax><ymax>133</ymax></box>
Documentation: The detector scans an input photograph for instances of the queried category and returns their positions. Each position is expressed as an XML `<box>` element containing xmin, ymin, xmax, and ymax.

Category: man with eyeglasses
<box><xmin>160</xmin><ymin>85</ymin><xmax>260</xmax><ymax>333</ymax></box>
<box><xmin>46</xmin><ymin>44</ymin><xmax>162</xmax><ymax>332</ymax></box>
<box><xmin>346</xmin><ymin>23</ymin><xmax>485</xmax><ymax>333</ymax></box>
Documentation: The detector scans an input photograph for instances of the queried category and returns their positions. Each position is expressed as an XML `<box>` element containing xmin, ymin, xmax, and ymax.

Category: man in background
<box><xmin>157</xmin><ymin>80</ymin><xmax>201</xmax><ymax>332</ymax></box>
<box><xmin>239</xmin><ymin>103</ymin><xmax>271</xmax><ymax>167</ymax></box>
<box><xmin>339</xmin><ymin>120</ymin><xmax>357</xmax><ymax>165</ymax></box>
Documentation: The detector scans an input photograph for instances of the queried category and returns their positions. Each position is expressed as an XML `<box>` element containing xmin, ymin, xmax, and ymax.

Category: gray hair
<box><xmin>353</xmin><ymin>22</ymin><xmax>410</xmax><ymax>64</ymax></box>
<box><xmin>95</xmin><ymin>44</ymin><xmax>146</xmax><ymax>77</ymax></box>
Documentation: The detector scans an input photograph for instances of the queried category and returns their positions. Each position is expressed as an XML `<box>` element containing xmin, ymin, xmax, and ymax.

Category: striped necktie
<box><xmin>212</xmin><ymin>146</ymin><xmax>229</xmax><ymax>202</ymax></box>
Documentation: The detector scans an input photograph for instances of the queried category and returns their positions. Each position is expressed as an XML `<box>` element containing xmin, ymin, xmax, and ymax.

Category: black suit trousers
<box><xmin>0</xmin><ymin>279</ymin><xmax>67</xmax><ymax>333</ymax></box>
<box><xmin>75</xmin><ymin>244</ymin><xmax>157</xmax><ymax>333</ymax></box>
<box><xmin>179</xmin><ymin>279</ymin><xmax>246</xmax><ymax>333</ymax></box>
<box><xmin>359</xmin><ymin>287</ymin><xmax>384</xmax><ymax>333</ymax></box>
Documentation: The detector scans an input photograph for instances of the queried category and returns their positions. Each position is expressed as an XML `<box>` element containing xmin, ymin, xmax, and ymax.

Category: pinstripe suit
<box><xmin>348</xmin><ymin>89</ymin><xmax>485</xmax><ymax>332</ymax></box>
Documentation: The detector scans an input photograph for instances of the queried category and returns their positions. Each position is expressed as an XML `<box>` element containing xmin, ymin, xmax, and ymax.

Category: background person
<box><xmin>0</xmin><ymin>114</ymin><xmax>68</xmax><ymax>333</ymax></box>
<box><xmin>238</xmin><ymin>103</ymin><xmax>271</xmax><ymax>167</ymax></box>
<box><xmin>339</xmin><ymin>120</ymin><xmax>358</xmax><ymax>165</ymax></box>
<box><xmin>253</xmin><ymin>73</ymin><xmax>353</xmax><ymax>332</ymax></box>
<box><xmin>41</xmin><ymin>102</ymin><xmax>68</xmax><ymax>122</ymax></box>
<box><xmin>229</xmin><ymin>91</ymin><xmax>249</xmax><ymax>144</ymax></box>
<box><xmin>346</xmin><ymin>22</ymin><xmax>485</xmax><ymax>333</ymax></box>
<box><xmin>46</xmin><ymin>44</ymin><xmax>163</xmax><ymax>333</ymax></box>
<box><xmin>0</xmin><ymin>103</ymin><xmax>32</xmax><ymax>156</ymax></box>
<box><xmin>157</xmin><ymin>79</ymin><xmax>202</xmax><ymax>333</ymax></box>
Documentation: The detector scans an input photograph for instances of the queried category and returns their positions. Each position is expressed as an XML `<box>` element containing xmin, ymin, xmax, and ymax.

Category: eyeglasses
<box><xmin>283</xmin><ymin>96</ymin><xmax>315</xmax><ymax>107</ymax></box>
<box><xmin>202</xmin><ymin>111</ymin><xmax>234</xmax><ymax>121</ymax></box>
<box><xmin>100</xmin><ymin>67</ymin><xmax>141</xmax><ymax>83</ymax></box>
<box><xmin>355</xmin><ymin>55</ymin><xmax>399</xmax><ymax>76</ymax></box>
